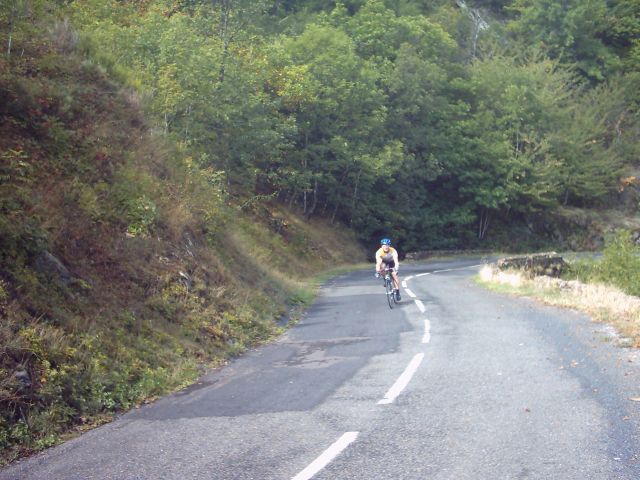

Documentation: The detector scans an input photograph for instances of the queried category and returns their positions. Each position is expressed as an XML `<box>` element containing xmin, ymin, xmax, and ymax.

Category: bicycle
<box><xmin>377</xmin><ymin>267</ymin><xmax>399</xmax><ymax>309</ymax></box>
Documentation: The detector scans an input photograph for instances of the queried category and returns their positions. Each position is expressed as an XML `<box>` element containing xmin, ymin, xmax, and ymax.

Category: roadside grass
<box><xmin>222</xmin><ymin>212</ymin><xmax>366</xmax><ymax>327</ymax></box>
<box><xmin>477</xmin><ymin>231</ymin><xmax>640</xmax><ymax>347</ymax></box>
<box><xmin>0</xmin><ymin>19</ymin><xmax>366</xmax><ymax>465</ymax></box>
<box><xmin>477</xmin><ymin>266</ymin><xmax>640</xmax><ymax>348</ymax></box>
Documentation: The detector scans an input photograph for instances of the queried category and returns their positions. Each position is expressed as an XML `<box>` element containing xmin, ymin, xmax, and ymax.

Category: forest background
<box><xmin>1</xmin><ymin>0</ymin><xmax>639</xmax><ymax>463</ymax></box>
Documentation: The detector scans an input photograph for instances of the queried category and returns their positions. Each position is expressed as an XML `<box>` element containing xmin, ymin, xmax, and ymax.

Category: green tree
<box><xmin>549</xmin><ymin>79</ymin><xmax>629</xmax><ymax>205</ymax></box>
<box><xmin>342</xmin><ymin>0</ymin><xmax>456</xmax><ymax>62</ymax></box>
<box><xmin>279</xmin><ymin>22</ymin><xmax>387</xmax><ymax>220</ymax></box>
<box><xmin>603</xmin><ymin>0</ymin><xmax>640</xmax><ymax>72</ymax></box>
<box><xmin>508</xmin><ymin>0</ymin><xmax>620</xmax><ymax>80</ymax></box>
<box><xmin>452</xmin><ymin>56</ymin><xmax>581</xmax><ymax>238</ymax></box>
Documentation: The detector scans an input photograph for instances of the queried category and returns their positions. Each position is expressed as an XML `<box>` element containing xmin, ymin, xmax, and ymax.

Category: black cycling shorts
<box><xmin>382</xmin><ymin>259</ymin><xmax>396</xmax><ymax>269</ymax></box>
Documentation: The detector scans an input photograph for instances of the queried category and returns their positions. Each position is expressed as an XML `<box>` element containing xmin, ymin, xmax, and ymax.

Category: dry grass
<box><xmin>220</xmin><ymin>204</ymin><xmax>366</xmax><ymax>311</ymax></box>
<box><xmin>479</xmin><ymin>265</ymin><xmax>640</xmax><ymax>347</ymax></box>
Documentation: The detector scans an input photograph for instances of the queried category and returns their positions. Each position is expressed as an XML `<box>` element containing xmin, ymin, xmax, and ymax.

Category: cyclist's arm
<box><xmin>393</xmin><ymin>250</ymin><xmax>400</xmax><ymax>271</ymax></box>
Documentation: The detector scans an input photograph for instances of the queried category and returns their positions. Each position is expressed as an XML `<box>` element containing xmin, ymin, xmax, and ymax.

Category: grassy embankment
<box><xmin>477</xmin><ymin>231</ymin><xmax>640</xmax><ymax>347</ymax></box>
<box><xmin>0</xmin><ymin>16</ymin><xmax>364</xmax><ymax>464</ymax></box>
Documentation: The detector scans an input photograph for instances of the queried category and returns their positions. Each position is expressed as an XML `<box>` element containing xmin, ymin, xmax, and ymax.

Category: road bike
<box><xmin>377</xmin><ymin>267</ymin><xmax>399</xmax><ymax>309</ymax></box>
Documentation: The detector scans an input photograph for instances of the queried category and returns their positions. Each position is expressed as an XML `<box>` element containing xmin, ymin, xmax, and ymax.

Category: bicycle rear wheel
<box><xmin>385</xmin><ymin>279</ymin><xmax>394</xmax><ymax>309</ymax></box>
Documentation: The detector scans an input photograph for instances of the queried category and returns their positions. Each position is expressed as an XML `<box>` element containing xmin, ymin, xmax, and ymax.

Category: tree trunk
<box><xmin>184</xmin><ymin>104</ymin><xmax>192</xmax><ymax>139</ymax></box>
<box><xmin>218</xmin><ymin>0</ymin><xmax>232</xmax><ymax>83</ymax></box>
<box><xmin>305</xmin><ymin>177</ymin><xmax>318</xmax><ymax>220</ymax></box>
<box><xmin>350</xmin><ymin>169</ymin><xmax>362</xmax><ymax>226</ymax></box>
<box><xmin>331</xmin><ymin>202</ymin><xmax>339</xmax><ymax>224</ymax></box>
<box><xmin>321</xmin><ymin>198</ymin><xmax>329</xmax><ymax>215</ymax></box>
<box><xmin>478</xmin><ymin>208</ymin><xmax>490</xmax><ymax>240</ymax></box>
<box><xmin>303</xmin><ymin>190</ymin><xmax>307</xmax><ymax>215</ymax></box>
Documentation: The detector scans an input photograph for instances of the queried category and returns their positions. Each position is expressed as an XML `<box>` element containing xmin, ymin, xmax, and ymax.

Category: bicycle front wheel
<box><xmin>385</xmin><ymin>279</ymin><xmax>394</xmax><ymax>309</ymax></box>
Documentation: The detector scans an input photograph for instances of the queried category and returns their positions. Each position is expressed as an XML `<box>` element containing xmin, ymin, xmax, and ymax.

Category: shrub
<box><xmin>565</xmin><ymin>230</ymin><xmax>640</xmax><ymax>297</ymax></box>
<box><xmin>599</xmin><ymin>230</ymin><xmax>640</xmax><ymax>297</ymax></box>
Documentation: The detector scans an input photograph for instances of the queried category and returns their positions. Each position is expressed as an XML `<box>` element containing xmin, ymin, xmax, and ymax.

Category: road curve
<box><xmin>1</xmin><ymin>258</ymin><xmax>639</xmax><ymax>480</ymax></box>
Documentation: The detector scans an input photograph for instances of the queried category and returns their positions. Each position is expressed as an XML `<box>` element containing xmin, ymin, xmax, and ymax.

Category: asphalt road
<box><xmin>2</xmin><ymin>258</ymin><xmax>639</xmax><ymax>480</ymax></box>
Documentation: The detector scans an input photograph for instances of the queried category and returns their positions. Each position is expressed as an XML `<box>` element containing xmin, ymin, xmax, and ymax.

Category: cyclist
<box><xmin>375</xmin><ymin>238</ymin><xmax>401</xmax><ymax>301</ymax></box>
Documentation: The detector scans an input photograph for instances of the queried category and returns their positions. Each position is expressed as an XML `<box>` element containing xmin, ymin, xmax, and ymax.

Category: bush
<box><xmin>565</xmin><ymin>230</ymin><xmax>640</xmax><ymax>297</ymax></box>
<box><xmin>599</xmin><ymin>230</ymin><xmax>640</xmax><ymax>297</ymax></box>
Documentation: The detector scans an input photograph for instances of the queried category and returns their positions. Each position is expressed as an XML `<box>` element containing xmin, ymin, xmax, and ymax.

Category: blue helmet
<box><xmin>380</xmin><ymin>238</ymin><xmax>391</xmax><ymax>246</ymax></box>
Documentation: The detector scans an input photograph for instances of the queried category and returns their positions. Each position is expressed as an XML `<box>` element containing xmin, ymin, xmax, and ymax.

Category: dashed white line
<box><xmin>292</xmin><ymin>432</ymin><xmax>359</xmax><ymax>480</ymax></box>
<box><xmin>412</xmin><ymin>264</ymin><xmax>483</xmax><ymax>278</ymax></box>
<box><xmin>291</xmin><ymin>262</ymin><xmax>483</xmax><ymax>480</ymax></box>
<box><xmin>422</xmin><ymin>319</ymin><xmax>431</xmax><ymax>344</ymax></box>
<box><xmin>431</xmin><ymin>264</ymin><xmax>483</xmax><ymax>274</ymax></box>
<box><xmin>378</xmin><ymin>353</ymin><xmax>425</xmax><ymax>405</ymax></box>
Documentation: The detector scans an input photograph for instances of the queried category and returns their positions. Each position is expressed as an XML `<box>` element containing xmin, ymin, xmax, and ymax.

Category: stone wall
<box><xmin>496</xmin><ymin>252</ymin><xmax>566</xmax><ymax>278</ymax></box>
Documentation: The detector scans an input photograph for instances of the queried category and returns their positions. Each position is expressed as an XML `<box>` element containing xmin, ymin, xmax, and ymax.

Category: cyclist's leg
<box><xmin>390</xmin><ymin>266</ymin><xmax>401</xmax><ymax>301</ymax></box>
<box><xmin>386</xmin><ymin>261</ymin><xmax>399</xmax><ymax>290</ymax></box>
<box><xmin>391</xmin><ymin>270</ymin><xmax>400</xmax><ymax>291</ymax></box>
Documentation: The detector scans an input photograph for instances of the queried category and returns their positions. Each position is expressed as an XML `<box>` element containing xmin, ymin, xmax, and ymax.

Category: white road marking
<box><xmin>378</xmin><ymin>353</ymin><xmax>425</xmax><ymax>405</ymax></box>
<box><xmin>422</xmin><ymin>319</ymin><xmax>431</xmax><ymax>344</ymax></box>
<box><xmin>405</xmin><ymin>276</ymin><xmax>414</xmax><ymax>282</ymax></box>
<box><xmin>405</xmin><ymin>288</ymin><xmax>416</xmax><ymax>298</ymax></box>
<box><xmin>432</xmin><ymin>264</ymin><xmax>483</xmax><ymax>274</ymax></box>
<box><xmin>414</xmin><ymin>299</ymin><xmax>425</xmax><ymax>313</ymax></box>
<box><xmin>412</xmin><ymin>264</ymin><xmax>483</xmax><ymax>278</ymax></box>
<box><xmin>292</xmin><ymin>432</ymin><xmax>359</xmax><ymax>480</ymax></box>
<box><xmin>401</xmin><ymin>281</ymin><xmax>407</xmax><ymax>288</ymax></box>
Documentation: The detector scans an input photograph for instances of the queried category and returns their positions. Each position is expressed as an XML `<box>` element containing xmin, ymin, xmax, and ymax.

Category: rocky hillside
<box><xmin>0</xmin><ymin>20</ymin><xmax>364</xmax><ymax>462</ymax></box>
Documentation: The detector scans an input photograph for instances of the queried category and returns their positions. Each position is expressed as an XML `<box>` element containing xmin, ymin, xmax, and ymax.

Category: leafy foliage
<box><xmin>507</xmin><ymin>0</ymin><xmax>618</xmax><ymax>80</ymax></box>
<box><xmin>55</xmin><ymin>0</ymin><xmax>640</xmax><ymax>251</ymax></box>
<box><xmin>599</xmin><ymin>230</ymin><xmax>640</xmax><ymax>296</ymax></box>
<box><xmin>566</xmin><ymin>230</ymin><xmax>640</xmax><ymax>296</ymax></box>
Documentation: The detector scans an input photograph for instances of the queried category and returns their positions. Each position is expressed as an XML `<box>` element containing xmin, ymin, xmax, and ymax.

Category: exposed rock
<box><xmin>33</xmin><ymin>250</ymin><xmax>89</xmax><ymax>290</ymax></box>
<box><xmin>13</xmin><ymin>369</ymin><xmax>31</xmax><ymax>389</ymax></box>
<box><xmin>34</xmin><ymin>251</ymin><xmax>74</xmax><ymax>285</ymax></box>
<box><xmin>496</xmin><ymin>252</ymin><xmax>566</xmax><ymax>278</ymax></box>
<box><xmin>183</xmin><ymin>232</ymin><xmax>196</xmax><ymax>258</ymax></box>
<box><xmin>178</xmin><ymin>271</ymin><xmax>192</xmax><ymax>289</ymax></box>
